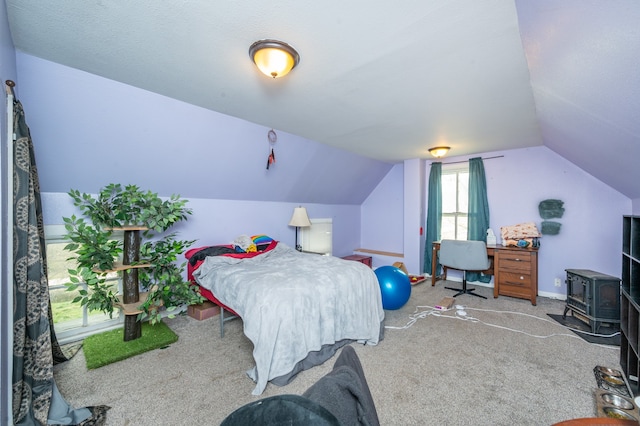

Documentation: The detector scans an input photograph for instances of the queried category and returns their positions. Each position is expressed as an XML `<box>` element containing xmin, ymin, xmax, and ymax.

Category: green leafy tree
<box><xmin>63</xmin><ymin>184</ymin><xmax>203</xmax><ymax>328</ymax></box>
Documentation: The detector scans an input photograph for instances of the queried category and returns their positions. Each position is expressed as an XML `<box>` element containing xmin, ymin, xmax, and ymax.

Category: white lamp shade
<box><xmin>289</xmin><ymin>207</ymin><xmax>311</xmax><ymax>227</ymax></box>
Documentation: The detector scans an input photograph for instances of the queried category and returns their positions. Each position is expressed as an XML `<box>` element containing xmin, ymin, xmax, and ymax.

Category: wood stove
<box><xmin>563</xmin><ymin>269</ymin><xmax>621</xmax><ymax>333</ymax></box>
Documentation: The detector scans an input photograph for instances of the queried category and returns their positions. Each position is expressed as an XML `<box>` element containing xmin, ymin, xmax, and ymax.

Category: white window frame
<box><xmin>441</xmin><ymin>164</ymin><xmax>469</xmax><ymax>241</ymax></box>
<box><xmin>45</xmin><ymin>224</ymin><xmax>123</xmax><ymax>344</ymax></box>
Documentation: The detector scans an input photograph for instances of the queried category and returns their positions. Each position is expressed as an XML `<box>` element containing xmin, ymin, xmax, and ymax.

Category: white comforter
<box><xmin>192</xmin><ymin>243</ymin><xmax>384</xmax><ymax>395</ymax></box>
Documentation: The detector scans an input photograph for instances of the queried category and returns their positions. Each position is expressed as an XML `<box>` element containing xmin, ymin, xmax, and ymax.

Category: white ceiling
<box><xmin>5</xmin><ymin>0</ymin><xmax>640</xmax><ymax>198</ymax></box>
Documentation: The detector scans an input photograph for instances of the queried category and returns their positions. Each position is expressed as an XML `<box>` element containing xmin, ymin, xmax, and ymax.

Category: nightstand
<box><xmin>341</xmin><ymin>254</ymin><xmax>373</xmax><ymax>268</ymax></box>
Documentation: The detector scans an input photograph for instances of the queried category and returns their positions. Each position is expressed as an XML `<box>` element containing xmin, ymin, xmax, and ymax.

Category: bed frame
<box><xmin>186</xmin><ymin>248</ymin><xmax>240</xmax><ymax>337</ymax></box>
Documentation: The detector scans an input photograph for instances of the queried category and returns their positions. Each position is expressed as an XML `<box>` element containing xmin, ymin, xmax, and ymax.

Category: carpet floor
<box><xmin>54</xmin><ymin>281</ymin><xmax>622</xmax><ymax>425</ymax></box>
<box><xmin>547</xmin><ymin>313</ymin><xmax>621</xmax><ymax>346</ymax></box>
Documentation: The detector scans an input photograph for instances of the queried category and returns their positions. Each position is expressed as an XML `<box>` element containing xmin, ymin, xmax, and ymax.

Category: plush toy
<box><xmin>503</xmin><ymin>238</ymin><xmax>539</xmax><ymax>248</ymax></box>
<box><xmin>252</xmin><ymin>234</ymin><xmax>274</xmax><ymax>245</ymax></box>
<box><xmin>233</xmin><ymin>235</ymin><xmax>256</xmax><ymax>253</ymax></box>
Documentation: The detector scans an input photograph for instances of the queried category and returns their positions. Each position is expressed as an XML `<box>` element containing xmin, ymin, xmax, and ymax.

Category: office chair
<box><xmin>439</xmin><ymin>239</ymin><xmax>490</xmax><ymax>299</ymax></box>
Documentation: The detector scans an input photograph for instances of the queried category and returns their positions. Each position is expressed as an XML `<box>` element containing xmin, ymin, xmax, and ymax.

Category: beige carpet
<box><xmin>54</xmin><ymin>281</ymin><xmax>621</xmax><ymax>425</ymax></box>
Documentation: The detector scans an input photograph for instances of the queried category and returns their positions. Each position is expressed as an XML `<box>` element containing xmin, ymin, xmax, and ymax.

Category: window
<box><xmin>45</xmin><ymin>225</ymin><xmax>123</xmax><ymax>343</ymax></box>
<box><xmin>441</xmin><ymin>166</ymin><xmax>469</xmax><ymax>241</ymax></box>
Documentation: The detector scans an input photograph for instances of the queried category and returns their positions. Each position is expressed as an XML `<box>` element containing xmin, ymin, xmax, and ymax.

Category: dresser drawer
<box><xmin>499</xmin><ymin>271</ymin><xmax>532</xmax><ymax>289</ymax></box>
<box><xmin>499</xmin><ymin>272</ymin><xmax>532</xmax><ymax>300</ymax></box>
<box><xmin>499</xmin><ymin>252</ymin><xmax>532</xmax><ymax>272</ymax></box>
<box><xmin>499</xmin><ymin>284</ymin><xmax>532</xmax><ymax>299</ymax></box>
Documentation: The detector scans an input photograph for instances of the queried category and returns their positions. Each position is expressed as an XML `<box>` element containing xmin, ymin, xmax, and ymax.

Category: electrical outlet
<box><xmin>554</xmin><ymin>278</ymin><xmax>562</xmax><ymax>287</ymax></box>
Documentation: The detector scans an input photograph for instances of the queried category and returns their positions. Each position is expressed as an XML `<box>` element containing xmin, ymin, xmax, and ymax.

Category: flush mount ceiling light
<box><xmin>428</xmin><ymin>146</ymin><xmax>450</xmax><ymax>158</ymax></box>
<box><xmin>249</xmin><ymin>39</ymin><xmax>300</xmax><ymax>79</ymax></box>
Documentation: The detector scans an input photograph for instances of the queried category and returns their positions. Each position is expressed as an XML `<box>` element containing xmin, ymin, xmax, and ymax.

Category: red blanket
<box><xmin>185</xmin><ymin>240</ymin><xmax>279</xmax><ymax>317</ymax></box>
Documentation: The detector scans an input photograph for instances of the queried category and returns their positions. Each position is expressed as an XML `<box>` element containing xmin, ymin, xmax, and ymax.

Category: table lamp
<box><xmin>288</xmin><ymin>206</ymin><xmax>312</xmax><ymax>251</ymax></box>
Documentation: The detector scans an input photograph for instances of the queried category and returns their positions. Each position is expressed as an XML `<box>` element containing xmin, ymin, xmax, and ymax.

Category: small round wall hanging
<box><xmin>266</xmin><ymin>129</ymin><xmax>277</xmax><ymax>170</ymax></box>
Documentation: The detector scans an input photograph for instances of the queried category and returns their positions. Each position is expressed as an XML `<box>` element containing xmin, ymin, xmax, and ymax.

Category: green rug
<box><xmin>83</xmin><ymin>321</ymin><xmax>178</xmax><ymax>369</ymax></box>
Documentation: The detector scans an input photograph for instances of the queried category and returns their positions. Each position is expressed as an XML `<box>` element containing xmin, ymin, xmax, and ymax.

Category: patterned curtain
<box><xmin>11</xmin><ymin>97</ymin><xmax>104</xmax><ymax>425</ymax></box>
<box><xmin>423</xmin><ymin>162</ymin><xmax>442</xmax><ymax>275</ymax></box>
<box><xmin>466</xmin><ymin>157</ymin><xmax>491</xmax><ymax>283</ymax></box>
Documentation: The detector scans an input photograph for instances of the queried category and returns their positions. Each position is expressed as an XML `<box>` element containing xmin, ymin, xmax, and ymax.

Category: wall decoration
<box><xmin>539</xmin><ymin>199</ymin><xmax>564</xmax><ymax>235</ymax></box>
<box><xmin>541</xmin><ymin>221</ymin><xmax>562</xmax><ymax>235</ymax></box>
<box><xmin>539</xmin><ymin>199</ymin><xmax>565</xmax><ymax>219</ymax></box>
<box><xmin>266</xmin><ymin>129</ymin><xmax>277</xmax><ymax>170</ymax></box>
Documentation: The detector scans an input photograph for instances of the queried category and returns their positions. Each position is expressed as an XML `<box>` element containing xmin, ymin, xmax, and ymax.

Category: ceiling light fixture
<box><xmin>428</xmin><ymin>146</ymin><xmax>450</xmax><ymax>158</ymax></box>
<box><xmin>249</xmin><ymin>39</ymin><xmax>300</xmax><ymax>79</ymax></box>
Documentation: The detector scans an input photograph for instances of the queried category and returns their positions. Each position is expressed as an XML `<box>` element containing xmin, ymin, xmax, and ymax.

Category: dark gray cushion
<box><xmin>220</xmin><ymin>394</ymin><xmax>341</xmax><ymax>426</ymax></box>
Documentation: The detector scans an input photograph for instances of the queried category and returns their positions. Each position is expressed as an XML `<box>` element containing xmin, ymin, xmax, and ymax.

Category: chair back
<box><xmin>439</xmin><ymin>240</ymin><xmax>490</xmax><ymax>271</ymax></box>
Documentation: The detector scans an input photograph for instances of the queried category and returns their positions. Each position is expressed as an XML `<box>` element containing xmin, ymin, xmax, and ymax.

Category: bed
<box><xmin>186</xmin><ymin>238</ymin><xmax>385</xmax><ymax>395</ymax></box>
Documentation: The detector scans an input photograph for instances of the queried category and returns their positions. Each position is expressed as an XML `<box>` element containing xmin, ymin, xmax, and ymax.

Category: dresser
<box><xmin>493</xmin><ymin>247</ymin><xmax>538</xmax><ymax>306</ymax></box>
<box><xmin>341</xmin><ymin>254</ymin><xmax>373</xmax><ymax>268</ymax></box>
<box><xmin>431</xmin><ymin>242</ymin><xmax>538</xmax><ymax>305</ymax></box>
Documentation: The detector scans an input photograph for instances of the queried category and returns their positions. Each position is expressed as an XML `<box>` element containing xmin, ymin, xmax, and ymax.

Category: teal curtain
<box><xmin>11</xmin><ymin>97</ymin><xmax>106</xmax><ymax>425</ymax></box>
<box><xmin>423</xmin><ymin>162</ymin><xmax>442</xmax><ymax>275</ymax></box>
<box><xmin>466</xmin><ymin>157</ymin><xmax>491</xmax><ymax>283</ymax></box>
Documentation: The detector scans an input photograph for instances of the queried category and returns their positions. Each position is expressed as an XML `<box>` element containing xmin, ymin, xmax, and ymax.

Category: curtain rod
<box><xmin>429</xmin><ymin>155</ymin><xmax>504</xmax><ymax>165</ymax></box>
<box><xmin>5</xmin><ymin>80</ymin><xmax>15</xmax><ymax>97</ymax></box>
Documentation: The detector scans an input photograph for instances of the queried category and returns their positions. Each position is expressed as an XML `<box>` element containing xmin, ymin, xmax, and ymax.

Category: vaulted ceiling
<box><xmin>6</xmin><ymin>0</ymin><xmax>640</xmax><ymax>198</ymax></box>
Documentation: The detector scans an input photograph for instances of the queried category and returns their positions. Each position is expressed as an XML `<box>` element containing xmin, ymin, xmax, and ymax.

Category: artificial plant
<box><xmin>63</xmin><ymin>184</ymin><xmax>203</xmax><ymax>337</ymax></box>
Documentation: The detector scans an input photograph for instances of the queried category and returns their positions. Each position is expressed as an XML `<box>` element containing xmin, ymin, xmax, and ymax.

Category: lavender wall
<box><xmin>361</xmin><ymin>146</ymin><xmax>632</xmax><ymax>298</ymax></box>
<box><xmin>15</xmin><ymin>52</ymin><xmax>392</xmax><ymax>205</ymax></box>
<box><xmin>360</xmin><ymin>164</ymin><xmax>404</xmax><ymax>256</ymax></box>
<box><xmin>486</xmin><ymin>146</ymin><xmax>630</xmax><ymax>297</ymax></box>
<box><xmin>358</xmin><ymin>162</ymin><xmax>426</xmax><ymax>274</ymax></box>
<box><xmin>42</xmin><ymin>192</ymin><xmax>361</xmax><ymax>258</ymax></box>
<box><xmin>10</xmin><ymin>40</ymin><xmax>637</xmax><ymax>303</ymax></box>
<box><xmin>15</xmin><ymin>51</ymin><xmax>393</xmax><ymax>261</ymax></box>
<box><xmin>403</xmin><ymin>159</ymin><xmax>426</xmax><ymax>275</ymax></box>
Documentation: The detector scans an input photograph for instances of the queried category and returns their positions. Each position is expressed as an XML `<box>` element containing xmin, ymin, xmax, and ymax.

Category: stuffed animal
<box><xmin>233</xmin><ymin>235</ymin><xmax>256</xmax><ymax>253</ymax></box>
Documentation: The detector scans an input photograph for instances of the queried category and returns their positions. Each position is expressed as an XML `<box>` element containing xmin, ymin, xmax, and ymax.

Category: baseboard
<box><xmin>428</xmin><ymin>276</ymin><xmax>566</xmax><ymax>300</ymax></box>
<box><xmin>538</xmin><ymin>290</ymin><xmax>566</xmax><ymax>300</ymax></box>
